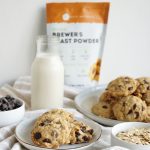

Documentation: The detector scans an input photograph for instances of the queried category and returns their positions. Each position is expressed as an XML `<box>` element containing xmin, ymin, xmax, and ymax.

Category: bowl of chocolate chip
<box><xmin>0</xmin><ymin>95</ymin><xmax>25</xmax><ymax>127</ymax></box>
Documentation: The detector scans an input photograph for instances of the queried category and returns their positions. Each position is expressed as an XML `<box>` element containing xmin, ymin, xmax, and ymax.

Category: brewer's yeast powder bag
<box><xmin>46</xmin><ymin>0</ymin><xmax>110</xmax><ymax>88</ymax></box>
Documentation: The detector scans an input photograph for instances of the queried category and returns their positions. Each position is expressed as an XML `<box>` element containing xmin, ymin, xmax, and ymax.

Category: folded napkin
<box><xmin>0</xmin><ymin>76</ymin><xmax>127</xmax><ymax>150</ymax></box>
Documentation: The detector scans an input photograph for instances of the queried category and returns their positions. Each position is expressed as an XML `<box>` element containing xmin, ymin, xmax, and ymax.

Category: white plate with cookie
<box><xmin>15</xmin><ymin>115</ymin><xmax>102</xmax><ymax>150</ymax></box>
<box><xmin>75</xmin><ymin>85</ymin><xmax>123</xmax><ymax>127</ymax></box>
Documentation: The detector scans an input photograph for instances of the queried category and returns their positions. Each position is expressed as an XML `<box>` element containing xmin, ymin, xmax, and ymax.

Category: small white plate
<box><xmin>75</xmin><ymin>86</ymin><xmax>123</xmax><ymax>126</ymax></box>
<box><xmin>15</xmin><ymin>115</ymin><xmax>101</xmax><ymax>150</ymax></box>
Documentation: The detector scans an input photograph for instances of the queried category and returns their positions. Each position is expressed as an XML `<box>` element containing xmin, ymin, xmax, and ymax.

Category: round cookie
<box><xmin>113</xmin><ymin>95</ymin><xmax>147</xmax><ymax>122</ymax></box>
<box><xmin>69</xmin><ymin>120</ymin><xmax>94</xmax><ymax>144</ymax></box>
<box><xmin>107</xmin><ymin>76</ymin><xmax>138</xmax><ymax>97</ymax></box>
<box><xmin>92</xmin><ymin>100</ymin><xmax>115</xmax><ymax>119</ymax></box>
<box><xmin>31</xmin><ymin>109</ymin><xmax>73</xmax><ymax>148</ymax></box>
<box><xmin>31</xmin><ymin>117</ymin><xmax>71</xmax><ymax>148</ymax></box>
<box><xmin>99</xmin><ymin>91</ymin><xmax>121</xmax><ymax>105</ymax></box>
<box><xmin>135</xmin><ymin>77</ymin><xmax>150</xmax><ymax>94</ymax></box>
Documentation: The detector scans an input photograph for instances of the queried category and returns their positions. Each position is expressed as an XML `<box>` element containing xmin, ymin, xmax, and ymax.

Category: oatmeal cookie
<box><xmin>31</xmin><ymin>109</ymin><xmax>94</xmax><ymax>148</ymax></box>
<box><xmin>135</xmin><ymin>77</ymin><xmax>150</xmax><ymax>94</ymax></box>
<box><xmin>113</xmin><ymin>95</ymin><xmax>147</xmax><ymax>122</ymax></box>
<box><xmin>99</xmin><ymin>91</ymin><xmax>121</xmax><ymax>105</ymax></box>
<box><xmin>92</xmin><ymin>100</ymin><xmax>115</xmax><ymax>119</ymax></box>
<box><xmin>31</xmin><ymin>109</ymin><xmax>73</xmax><ymax>148</ymax></box>
<box><xmin>31</xmin><ymin>117</ymin><xmax>71</xmax><ymax>148</ymax></box>
<box><xmin>107</xmin><ymin>76</ymin><xmax>138</xmax><ymax>97</ymax></box>
<box><xmin>69</xmin><ymin>120</ymin><xmax>94</xmax><ymax>144</ymax></box>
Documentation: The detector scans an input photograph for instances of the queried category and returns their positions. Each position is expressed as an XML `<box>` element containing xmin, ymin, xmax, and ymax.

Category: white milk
<box><xmin>31</xmin><ymin>36</ymin><xmax>64</xmax><ymax>109</ymax></box>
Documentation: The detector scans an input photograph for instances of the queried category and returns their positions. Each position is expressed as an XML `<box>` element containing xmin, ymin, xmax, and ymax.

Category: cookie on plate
<box><xmin>92</xmin><ymin>100</ymin><xmax>115</xmax><ymax>119</ymax></box>
<box><xmin>113</xmin><ymin>95</ymin><xmax>147</xmax><ymax>122</ymax></box>
<box><xmin>31</xmin><ymin>117</ymin><xmax>71</xmax><ymax>148</ymax></box>
<box><xmin>69</xmin><ymin>120</ymin><xmax>94</xmax><ymax>144</ymax></box>
<box><xmin>107</xmin><ymin>76</ymin><xmax>138</xmax><ymax>97</ymax></box>
<box><xmin>99</xmin><ymin>91</ymin><xmax>121</xmax><ymax>105</ymax></box>
<box><xmin>31</xmin><ymin>109</ymin><xmax>73</xmax><ymax>148</ymax></box>
<box><xmin>31</xmin><ymin>109</ymin><xmax>94</xmax><ymax>148</ymax></box>
<box><xmin>135</xmin><ymin>77</ymin><xmax>150</xmax><ymax>95</ymax></box>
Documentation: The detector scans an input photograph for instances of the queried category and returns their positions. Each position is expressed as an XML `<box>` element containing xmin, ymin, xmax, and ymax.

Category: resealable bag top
<box><xmin>46</xmin><ymin>0</ymin><xmax>110</xmax><ymax>89</ymax></box>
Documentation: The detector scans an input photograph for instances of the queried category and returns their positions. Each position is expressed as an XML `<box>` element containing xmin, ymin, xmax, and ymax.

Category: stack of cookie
<box><xmin>92</xmin><ymin>76</ymin><xmax>150</xmax><ymax>122</ymax></box>
<box><xmin>31</xmin><ymin>109</ymin><xmax>94</xmax><ymax>149</ymax></box>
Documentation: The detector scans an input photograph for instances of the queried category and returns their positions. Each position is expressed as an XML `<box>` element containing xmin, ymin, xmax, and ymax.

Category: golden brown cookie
<box><xmin>69</xmin><ymin>120</ymin><xmax>94</xmax><ymax>144</ymax></box>
<box><xmin>107</xmin><ymin>76</ymin><xmax>138</xmax><ymax>97</ymax></box>
<box><xmin>31</xmin><ymin>109</ymin><xmax>74</xmax><ymax>148</ymax></box>
<box><xmin>113</xmin><ymin>95</ymin><xmax>147</xmax><ymax>122</ymax></box>
<box><xmin>135</xmin><ymin>77</ymin><xmax>150</xmax><ymax>94</ymax></box>
<box><xmin>31</xmin><ymin>109</ymin><xmax>94</xmax><ymax>148</ymax></box>
<box><xmin>99</xmin><ymin>91</ymin><xmax>121</xmax><ymax>105</ymax></box>
<box><xmin>92</xmin><ymin>100</ymin><xmax>115</xmax><ymax>119</ymax></box>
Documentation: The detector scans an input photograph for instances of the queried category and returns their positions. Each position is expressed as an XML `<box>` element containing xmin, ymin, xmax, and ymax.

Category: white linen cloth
<box><xmin>0</xmin><ymin>76</ymin><xmax>128</xmax><ymax>150</ymax></box>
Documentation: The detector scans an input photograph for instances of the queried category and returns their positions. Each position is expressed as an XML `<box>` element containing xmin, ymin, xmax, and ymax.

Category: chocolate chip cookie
<box><xmin>31</xmin><ymin>110</ymin><xmax>73</xmax><ymax>148</ymax></box>
<box><xmin>69</xmin><ymin>120</ymin><xmax>94</xmax><ymax>144</ymax></box>
<box><xmin>113</xmin><ymin>95</ymin><xmax>147</xmax><ymax>122</ymax></box>
<box><xmin>31</xmin><ymin>109</ymin><xmax>94</xmax><ymax>148</ymax></box>
<box><xmin>99</xmin><ymin>91</ymin><xmax>120</xmax><ymax>105</ymax></box>
<box><xmin>135</xmin><ymin>77</ymin><xmax>150</xmax><ymax>94</ymax></box>
<box><xmin>107</xmin><ymin>76</ymin><xmax>138</xmax><ymax>97</ymax></box>
<box><xmin>92</xmin><ymin>100</ymin><xmax>115</xmax><ymax>119</ymax></box>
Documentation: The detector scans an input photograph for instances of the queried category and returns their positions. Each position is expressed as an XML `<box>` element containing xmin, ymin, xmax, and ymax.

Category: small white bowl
<box><xmin>111</xmin><ymin>122</ymin><xmax>150</xmax><ymax>150</ymax></box>
<box><xmin>0</xmin><ymin>98</ymin><xmax>25</xmax><ymax>127</ymax></box>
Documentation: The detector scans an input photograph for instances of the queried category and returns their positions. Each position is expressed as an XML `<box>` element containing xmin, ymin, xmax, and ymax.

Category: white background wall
<box><xmin>0</xmin><ymin>0</ymin><xmax>150</xmax><ymax>86</ymax></box>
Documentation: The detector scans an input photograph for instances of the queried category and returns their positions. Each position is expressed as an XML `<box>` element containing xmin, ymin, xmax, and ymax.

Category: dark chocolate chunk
<box><xmin>75</xmin><ymin>130</ymin><xmax>80</xmax><ymax>137</ymax></box>
<box><xmin>128</xmin><ymin>87</ymin><xmax>133</xmax><ymax>91</ymax></box>
<box><xmin>133</xmin><ymin>104</ymin><xmax>137</xmax><ymax>110</ymax></box>
<box><xmin>43</xmin><ymin>138</ymin><xmax>51</xmax><ymax>143</ymax></box>
<box><xmin>81</xmin><ymin>126</ymin><xmax>86</xmax><ymax>133</ymax></box>
<box><xmin>135</xmin><ymin>112</ymin><xmax>139</xmax><ymax>119</ymax></box>
<box><xmin>102</xmin><ymin>105</ymin><xmax>108</xmax><ymax>109</ymax></box>
<box><xmin>34</xmin><ymin>132</ymin><xmax>41</xmax><ymax>139</ymax></box>
<box><xmin>127</xmin><ymin>109</ymin><xmax>133</xmax><ymax>115</ymax></box>
<box><xmin>82</xmin><ymin>136</ymin><xmax>90</xmax><ymax>142</ymax></box>
<box><xmin>88</xmin><ymin>129</ymin><xmax>94</xmax><ymax>135</ymax></box>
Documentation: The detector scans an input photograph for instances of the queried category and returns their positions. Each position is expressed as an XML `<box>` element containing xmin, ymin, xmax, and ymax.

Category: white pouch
<box><xmin>46</xmin><ymin>0</ymin><xmax>110</xmax><ymax>89</ymax></box>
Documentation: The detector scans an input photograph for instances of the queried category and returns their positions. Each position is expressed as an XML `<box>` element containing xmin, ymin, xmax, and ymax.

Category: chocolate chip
<box><xmin>34</xmin><ymin>132</ymin><xmax>41</xmax><ymax>139</ymax></box>
<box><xmin>128</xmin><ymin>87</ymin><xmax>133</xmax><ymax>91</ymax></box>
<box><xmin>102</xmin><ymin>105</ymin><xmax>108</xmax><ymax>109</ymax></box>
<box><xmin>127</xmin><ymin>109</ymin><xmax>133</xmax><ymax>115</ymax></box>
<box><xmin>39</xmin><ymin>122</ymin><xmax>45</xmax><ymax>126</ymax></box>
<box><xmin>82</xmin><ymin>136</ymin><xmax>90</xmax><ymax>142</ymax></box>
<box><xmin>135</xmin><ymin>112</ymin><xmax>139</xmax><ymax>119</ymax></box>
<box><xmin>144</xmin><ymin>80</ymin><xmax>149</xmax><ymax>84</ymax></box>
<box><xmin>133</xmin><ymin>104</ymin><xmax>137</xmax><ymax>110</ymax></box>
<box><xmin>43</xmin><ymin>138</ymin><xmax>51</xmax><ymax>143</ymax></box>
<box><xmin>81</xmin><ymin>126</ymin><xmax>86</xmax><ymax>133</ymax></box>
<box><xmin>75</xmin><ymin>131</ymin><xmax>80</xmax><ymax>137</ymax></box>
<box><xmin>88</xmin><ymin>129</ymin><xmax>94</xmax><ymax>135</ymax></box>
<box><xmin>123</xmin><ymin>102</ymin><xmax>126</xmax><ymax>106</ymax></box>
<box><xmin>147</xmin><ymin>86</ymin><xmax>150</xmax><ymax>90</ymax></box>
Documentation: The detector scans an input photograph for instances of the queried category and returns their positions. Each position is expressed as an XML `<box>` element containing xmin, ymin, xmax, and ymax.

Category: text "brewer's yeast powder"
<box><xmin>46</xmin><ymin>0</ymin><xmax>110</xmax><ymax>88</ymax></box>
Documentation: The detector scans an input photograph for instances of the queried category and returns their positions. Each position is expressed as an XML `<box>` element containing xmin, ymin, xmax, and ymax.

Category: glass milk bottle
<box><xmin>31</xmin><ymin>36</ymin><xmax>64</xmax><ymax>109</ymax></box>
